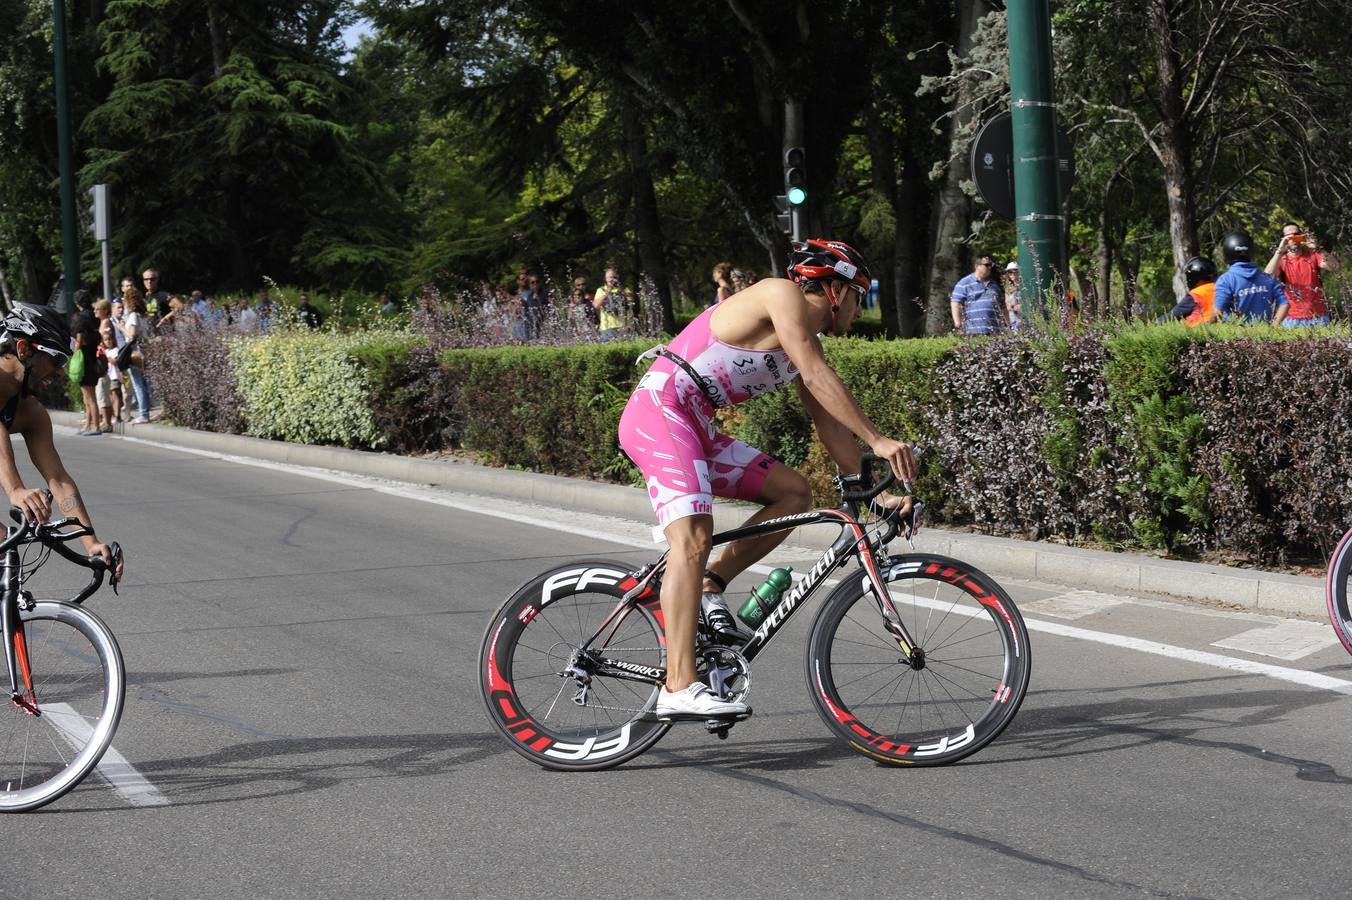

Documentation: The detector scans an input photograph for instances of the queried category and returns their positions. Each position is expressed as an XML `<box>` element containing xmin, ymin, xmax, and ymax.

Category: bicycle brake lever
<box><xmin>902</xmin><ymin>501</ymin><xmax>926</xmax><ymax>548</ymax></box>
<box><xmin>107</xmin><ymin>541</ymin><xmax>123</xmax><ymax>595</ymax></box>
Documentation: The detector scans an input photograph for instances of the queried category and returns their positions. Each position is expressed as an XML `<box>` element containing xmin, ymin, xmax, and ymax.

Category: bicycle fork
<box><xmin>0</xmin><ymin>548</ymin><xmax>37</xmax><ymax>716</ymax></box>
<box><xmin>857</xmin><ymin>544</ymin><xmax>925</xmax><ymax>668</ymax></box>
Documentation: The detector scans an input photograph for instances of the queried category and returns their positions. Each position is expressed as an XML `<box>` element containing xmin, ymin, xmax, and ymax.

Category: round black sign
<box><xmin>970</xmin><ymin>111</ymin><xmax>1074</xmax><ymax>220</ymax></box>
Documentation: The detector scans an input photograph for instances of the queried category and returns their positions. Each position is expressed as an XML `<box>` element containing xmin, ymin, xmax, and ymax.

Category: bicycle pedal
<box><xmin>652</xmin><ymin>707</ymin><xmax>753</xmax><ymax>724</ymax></box>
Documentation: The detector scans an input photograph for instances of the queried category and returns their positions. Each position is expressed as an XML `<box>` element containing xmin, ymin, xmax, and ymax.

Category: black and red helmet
<box><xmin>787</xmin><ymin>239</ymin><xmax>872</xmax><ymax>293</ymax></box>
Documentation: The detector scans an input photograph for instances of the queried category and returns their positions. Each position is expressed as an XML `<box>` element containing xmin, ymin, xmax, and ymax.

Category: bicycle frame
<box><xmin>570</xmin><ymin>501</ymin><xmax>915</xmax><ymax>689</ymax></box>
<box><xmin>0</xmin><ymin>520</ymin><xmax>114</xmax><ymax>711</ymax></box>
<box><xmin>2</xmin><ymin>534</ymin><xmax>34</xmax><ymax>711</ymax></box>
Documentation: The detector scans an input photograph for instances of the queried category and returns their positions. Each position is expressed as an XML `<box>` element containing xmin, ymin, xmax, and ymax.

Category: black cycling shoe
<box><xmin>701</xmin><ymin>593</ymin><xmax>745</xmax><ymax>641</ymax></box>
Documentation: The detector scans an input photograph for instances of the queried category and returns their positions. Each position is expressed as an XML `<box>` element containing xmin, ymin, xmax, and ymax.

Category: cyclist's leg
<box><xmin>617</xmin><ymin>388</ymin><xmax>717</xmax><ymax>692</ymax></box>
<box><xmin>660</xmin><ymin>514</ymin><xmax>714</xmax><ymax>691</ymax></box>
<box><xmin>704</xmin><ymin>443</ymin><xmax>812</xmax><ymax>592</ymax></box>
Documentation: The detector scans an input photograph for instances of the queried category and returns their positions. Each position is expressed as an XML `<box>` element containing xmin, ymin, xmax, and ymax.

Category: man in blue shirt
<box><xmin>950</xmin><ymin>254</ymin><xmax>1007</xmax><ymax>335</ymax></box>
<box><xmin>1210</xmin><ymin>230</ymin><xmax>1289</xmax><ymax>324</ymax></box>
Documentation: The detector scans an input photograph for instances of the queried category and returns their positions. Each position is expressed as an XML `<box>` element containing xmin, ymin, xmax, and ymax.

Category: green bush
<box><xmin>150</xmin><ymin>315</ymin><xmax>1352</xmax><ymax>564</ymax></box>
<box><xmin>230</xmin><ymin>328</ymin><xmax>423</xmax><ymax>448</ymax></box>
<box><xmin>441</xmin><ymin>340</ymin><xmax>652</xmax><ymax>476</ymax></box>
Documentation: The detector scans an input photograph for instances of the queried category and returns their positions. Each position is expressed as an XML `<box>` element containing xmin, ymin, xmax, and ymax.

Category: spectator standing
<box><xmin>521</xmin><ymin>273</ymin><xmax>546</xmax><ymax>339</ymax></box>
<box><xmin>156</xmin><ymin>295</ymin><xmax>188</xmax><ymax>335</ymax></box>
<box><xmin>237</xmin><ymin>299</ymin><xmax>259</xmax><ymax>332</ymax></box>
<box><xmin>1265</xmin><ymin>222</ymin><xmax>1337</xmax><ymax>327</ymax></box>
<box><xmin>1210</xmin><ymin>230</ymin><xmax>1290</xmax><ymax>324</ymax></box>
<box><xmin>710</xmin><ymin>262</ymin><xmax>735</xmax><ymax>307</ymax></box>
<box><xmin>1002</xmin><ymin>261</ymin><xmax>1022</xmax><ymax>332</ymax></box>
<box><xmin>380</xmin><ymin>292</ymin><xmax>398</xmax><ymax>316</ymax></box>
<box><xmin>568</xmin><ymin>276</ymin><xmax>597</xmax><ymax>334</ymax></box>
<box><xmin>256</xmin><ymin>288</ymin><xmax>274</xmax><ymax>331</ymax></box>
<box><xmin>592</xmin><ymin>266</ymin><xmax>635</xmax><ymax>340</ymax></box>
<box><xmin>950</xmin><ymin>254</ymin><xmax>1007</xmax><ymax>335</ymax></box>
<box><xmin>71</xmin><ymin>292</ymin><xmax>102</xmax><ymax>435</ymax></box>
<box><xmin>190</xmin><ymin>290</ymin><xmax>210</xmax><ymax>319</ymax></box>
<box><xmin>141</xmin><ymin>268</ymin><xmax>170</xmax><ymax>323</ymax></box>
<box><xmin>1165</xmin><ymin>257</ymin><xmax>1218</xmax><ymax>327</ymax></box>
<box><xmin>118</xmin><ymin>287</ymin><xmax>153</xmax><ymax>422</ymax></box>
<box><xmin>504</xmin><ymin>285</ymin><xmax>527</xmax><ymax>342</ymax></box>
<box><xmin>93</xmin><ymin>300</ymin><xmax>123</xmax><ymax>428</ymax></box>
<box><xmin>296</xmin><ymin>293</ymin><xmax>325</xmax><ymax>329</ymax></box>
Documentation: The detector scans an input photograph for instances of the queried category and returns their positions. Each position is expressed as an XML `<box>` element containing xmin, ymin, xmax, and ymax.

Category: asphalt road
<box><xmin>6</xmin><ymin>428</ymin><xmax>1352</xmax><ymax>899</ymax></box>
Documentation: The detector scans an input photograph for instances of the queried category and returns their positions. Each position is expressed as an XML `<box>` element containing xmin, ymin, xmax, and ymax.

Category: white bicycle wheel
<box><xmin>0</xmin><ymin>601</ymin><xmax>125</xmax><ymax>812</ymax></box>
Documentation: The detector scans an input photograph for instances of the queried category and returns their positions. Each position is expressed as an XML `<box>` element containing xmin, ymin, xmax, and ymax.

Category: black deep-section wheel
<box><xmin>806</xmin><ymin>553</ymin><xmax>1030</xmax><ymax>766</ymax></box>
<box><xmin>480</xmin><ymin>559</ymin><xmax>671</xmax><ymax>771</ymax></box>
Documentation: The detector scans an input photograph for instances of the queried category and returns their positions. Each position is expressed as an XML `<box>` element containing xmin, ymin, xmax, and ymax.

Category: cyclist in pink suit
<box><xmin>618</xmin><ymin>239</ymin><xmax>918</xmax><ymax>720</ymax></box>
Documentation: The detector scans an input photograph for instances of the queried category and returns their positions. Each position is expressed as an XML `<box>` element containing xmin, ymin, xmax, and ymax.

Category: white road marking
<box><xmin>1211</xmin><ymin>620</ymin><xmax>1342</xmax><ymax>661</ymax></box>
<box><xmin>1020</xmin><ymin>590</ymin><xmax>1128</xmax><ymax>620</ymax></box>
<box><xmin>887</xmin><ymin>586</ymin><xmax>1352</xmax><ymax>697</ymax></box>
<box><xmin>117</xmin><ymin>435</ymin><xmax>1352</xmax><ymax>699</ymax></box>
<box><xmin>44</xmin><ymin>703</ymin><xmax>170</xmax><ymax>806</ymax></box>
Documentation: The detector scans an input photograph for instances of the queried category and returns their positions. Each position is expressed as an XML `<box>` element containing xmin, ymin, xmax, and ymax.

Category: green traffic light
<box><xmin>787</xmin><ymin>186</ymin><xmax>807</xmax><ymax>205</ymax></box>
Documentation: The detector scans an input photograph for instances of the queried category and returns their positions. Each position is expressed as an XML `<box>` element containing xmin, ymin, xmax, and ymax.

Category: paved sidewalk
<box><xmin>51</xmin><ymin>410</ymin><xmax>1327</xmax><ymax>618</ymax></box>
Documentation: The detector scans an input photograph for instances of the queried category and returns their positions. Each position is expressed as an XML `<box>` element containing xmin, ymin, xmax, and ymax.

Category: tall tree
<box><xmin>83</xmin><ymin>0</ymin><xmax>403</xmax><ymax>290</ymax></box>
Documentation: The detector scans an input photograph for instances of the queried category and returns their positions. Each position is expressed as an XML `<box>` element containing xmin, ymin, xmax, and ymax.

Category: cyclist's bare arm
<box><xmin>0</xmin><ymin>410</ymin><xmax>50</xmax><ymax>524</ymax></box>
<box><xmin>797</xmin><ymin>382</ymin><xmax>913</xmax><ymax>513</ymax></box>
<box><xmin>796</xmin><ymin>381</ymin><xmax>866</xmax><ymax>473</ymax></box>
<box><xmin>11</xmin><ymin>400</ymin><xmax>119</xmax><ymax>572</ymax></box>
<box><xmin>764</xmin><ymin>284</ymin><xmax>917</xmax><ymax>482</ymax></box>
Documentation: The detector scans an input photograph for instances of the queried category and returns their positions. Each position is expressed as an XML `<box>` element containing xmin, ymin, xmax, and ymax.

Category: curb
<box><xmin>50</xmin><ymin>410</ymin><xmax>1326</xmax><ymax>618</ymax></box>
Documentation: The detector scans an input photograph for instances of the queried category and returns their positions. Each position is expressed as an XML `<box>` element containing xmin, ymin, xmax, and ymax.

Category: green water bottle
<box><xmin>737</xmin><ymin>567</ymin><xmax>794</xmax><ymax>627</ymax></box>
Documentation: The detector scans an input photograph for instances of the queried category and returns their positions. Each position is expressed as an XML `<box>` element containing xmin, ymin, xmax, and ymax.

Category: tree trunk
<box><xmin>863</xmin><ymin>103</ymin><xmax>900</xmax><ymax>338</ymax></box>
<box><xmin>621</xmin><ymin>95</ymin><xmax>673</xmax><ymax>332</ymax></box>
<box><xmin>205</xmin><ymin>0</ymin><xmax>227</xmax><ymax>77</ymax></box>
<box><xmin>1096</xmin><ymin>205</ymin><xmax>1114</xmax><ymax>320</ymax></box>
<box><xmin>924</xmin><ymin>0</ymin><xmax>988</xmax><ymax>336</ymax></box>
<box><xmin>1146</xmin><ymin>0</ymin><xmax>1198</xmax><ymax>299</ymax></box>
<box><xmin>1115</xmin><ymin>247</ymin><xmax>1138</xmax><ymax>320</ymax></box>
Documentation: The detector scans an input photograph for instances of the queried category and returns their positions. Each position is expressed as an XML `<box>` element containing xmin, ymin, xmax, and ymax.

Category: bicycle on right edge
<box><xmin>0</xmin><ymin>504</ymin><xmax>125</xmax><ymax>812</ymax></box>
<box><xmin>1325</xmin><ymin>527</ymin><xmax>1352</xmax><ymax>654</ymax></box>
<box><xmin>480</xmin><ymin>453</ymin><xmax>1031</xmax><ymax>771</ymax></box>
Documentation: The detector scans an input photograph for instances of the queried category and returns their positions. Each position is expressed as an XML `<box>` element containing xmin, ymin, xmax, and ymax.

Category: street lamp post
<box><xmin>52</xmin><ymin>0</ymin><xmax>80</xmax><ymax>314</ymax></box>
<box><xmin>1007</xmin><ymin>0</ymin><xmax>1066</xmax><ymax>315</ymax></box>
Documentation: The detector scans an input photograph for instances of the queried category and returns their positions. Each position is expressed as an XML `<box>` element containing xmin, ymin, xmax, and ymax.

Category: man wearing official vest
<box><xmin>1209</xmin><ymin>230</ymin><xmax>1289</xmax><ymax>325</ymax></box>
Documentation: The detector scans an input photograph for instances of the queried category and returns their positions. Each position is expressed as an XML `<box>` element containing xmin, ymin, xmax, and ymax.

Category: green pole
<box><xmin>52</xmin><ymin>0</ymin><xmax>79</xmax><ymax>315</ymax></box>
<box><xmin>1007</xmin><ymin>0</ymin><xmax>1065</xmax><ymax>315</ymax></box>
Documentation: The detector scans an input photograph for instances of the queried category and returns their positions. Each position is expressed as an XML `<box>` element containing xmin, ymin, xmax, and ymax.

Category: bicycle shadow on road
<box><xmin>54</xmin><ymin>731</ymin><xmax>505</xmax><ymax>813</ymax></box>
<box><xmin>621</xmin><ymin>735</ymin><xmax>858</xmax><ymax>774</ymax></box>
<box><xmin>989</xmin><ymin>673</ymin><xmax>1352</xmax><ymax>783</ymax></box>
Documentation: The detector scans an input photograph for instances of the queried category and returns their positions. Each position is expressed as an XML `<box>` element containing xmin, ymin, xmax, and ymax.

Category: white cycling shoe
<box><xmin>654</xmin><ymin>683</ymin><xmax>750</xmax><ymax>721</ymax></box>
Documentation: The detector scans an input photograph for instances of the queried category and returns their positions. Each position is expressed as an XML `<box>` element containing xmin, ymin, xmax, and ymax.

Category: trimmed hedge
<box><xmin>440</xmin><ymin>341</ymin><xmax>652</xmax><ymax>478</ymax></box>
<box><xmin>149</xmin><ymin>321</ymin><xmax>1352</xmax><ymax>564</ymax></box>
<box><xmin>227</xmin><ymin>329</ymin><xmax>424</xmax><ymax>449</ymax></box>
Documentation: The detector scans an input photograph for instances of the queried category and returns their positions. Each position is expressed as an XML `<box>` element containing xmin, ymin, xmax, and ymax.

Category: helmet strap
<box><xmin>826</xmin><ymin>281</ymin><xmax>844</xmax><ymax>336</ymax></box>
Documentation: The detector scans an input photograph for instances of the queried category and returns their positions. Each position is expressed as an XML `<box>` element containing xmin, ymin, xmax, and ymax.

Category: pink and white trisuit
<box><xmin>618</xmin><ymin>305</ymin><xmax>799</xmax><ymax>531</ymax></box>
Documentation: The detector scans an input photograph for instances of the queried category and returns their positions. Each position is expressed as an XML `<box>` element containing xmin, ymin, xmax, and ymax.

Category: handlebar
<box><xmin>836</xmin><ymin>448</ymin><xmax>927</xmax><ymax>547</ymax></box>
<box><xmin>3</xmin><ymin>500</ymin><xmax>123</xmax><ymax>601</ymax></box>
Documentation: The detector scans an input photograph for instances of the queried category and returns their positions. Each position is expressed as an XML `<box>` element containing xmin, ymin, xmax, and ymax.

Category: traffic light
<box><xmin>87</xmin><ymin>184</ymin><xmax>109</xmax><ymax>241</ymax></box>
<box><xmin>773</xmin><ymin>194</ymin><xmax>792</xmax><ymax>234</ymax></box>
<box><xmin>783</xmin><ymin>146</ymin><xmax>806</xmax><ymax>206</ymax></box>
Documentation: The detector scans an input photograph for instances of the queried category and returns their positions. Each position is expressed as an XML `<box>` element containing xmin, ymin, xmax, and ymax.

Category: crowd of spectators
<box><xmin>63</xmin><ymin>224</ymin><xmax>1342</xmax><ymax>437</ymax></box>
<box><xmin>66</xmin><ymin>267</ymin><xmax>331</xmax><ymax>434</ymax></box>
<box><xmin>948</xmin><ymin>223</ymin><xmax>1340</xmax><ymax>336</ymax></box>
